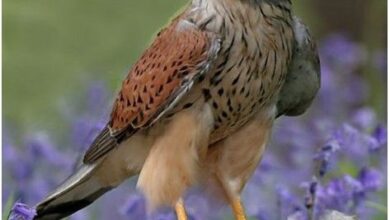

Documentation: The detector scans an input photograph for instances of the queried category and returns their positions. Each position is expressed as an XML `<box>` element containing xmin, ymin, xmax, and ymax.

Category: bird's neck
<box><xmin>190</xmin><ymin>0</ymin><xmax>292</xmax><ymax>28</ymax></box>
<box><xmin>191</xmin><ymin>0</ymin><xmax>292</xmax><ymax>19</ymax></box>
<box><xmin>192</xmin><ymin>0</ymin><xmax>292</xmax><ymax>9</ymax></box>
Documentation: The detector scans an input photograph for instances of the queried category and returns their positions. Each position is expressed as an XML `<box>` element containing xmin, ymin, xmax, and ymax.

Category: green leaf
<box><xmin>3</xmin><ymin>193</ymin><xmax>15</xmax><ymax>220</ymax></box>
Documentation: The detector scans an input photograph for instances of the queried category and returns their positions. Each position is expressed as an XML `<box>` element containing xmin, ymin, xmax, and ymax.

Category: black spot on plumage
<box><xmin>232</xmin><ymin>74</ymin><xmax>240</xmax><ymax>85</ymax></box>
<box><xmin>199</xmin><ymin>15</ymin><xmax>216</xmax><ymax>29</ymax></box>
<box><xmin>139</xmin><ymin>111</ymin><xmax>144</xmax><ymax>121</ymax></box>
<box><xmin>198</xmin><ymin>74</ymin><xmax>206</xmax><ymax>82</ymax></box>
<box><xmin>250</xmin><ymin>103</ymin><xmax>257</xmax><ymax>112</ymax></box>
<box><xmin>181</xmin><ymin>78</ymin><xmax>189</xmax><ymax>86</ymax></box>
<box><xmin>240</xmin><ymin>87</ymin><xmax>245</xmax><ymax>94</ymax></box>
<box><xmin>212</xmin><ymin>101</ymin><xmax>218</xmax><ymax>109</ymax></box>
<box><xmin>238</xmin><ymin>56</ymin><xmax>245</xmax><ymax>67</ymax></box>
<box><xmin>227</xmin><ymin>99</ymin><xmax>233</xmax><ymax>112</ymax></box>
<box><xmin>218</xmin><ymin>88</ymin><xmax>224</xmax><ymax>96</ymax></box>
<box><xmin>180</xmin><ymin>70</ymin><xmax>190</xmax><ymax>77</ymax></box>
<box><xmin>173</xmin><ymin>69</ymin><xmax>178</xmax><ymax>77</ymax></box>
<box><xmin>245</xmin><ymin>90</ymin><xmax>250</xmax><ymax>98</ymax></box>
<box><xmin>166</xmin><ymin>76</ymin><xmax>173</xmax><ymax>83</ymax></box>
<box><xmin>213</xmin><ymin>69</ymin><xmax>223</xmax><ymax>78</ymax></box>
<box><xmin>225</xmin><ymin>64</ymin><xmax>235</xmax><ymax>73</ymax></box>
<box><xmin>212</xmin><ymin>77</ymin><xmax>223</xmax><ymax>86</ymax></box>
<box><xmin>202</xmin><ymin>89</ymin><xmax>211</xmax><ymax>101</ymax></box>
<box><xmin>180</xmin><ymin>66</ymin><xmax>188</xmax><ymax>71</ymax></box>
<box><xmin>132</xmin><ymin>117</ymin><xmax>138</xmax><ymax>125</ymax></box>
<box><xmin>165</xmin><ymin>113</ymin><xmax>174</xmax><ymax>118</ymax></box>
<box><xmin>237</xmin><ymin>103</ymin><xmax>242</xmax><ymax>112</ymax></box>
<box><xmin>216</xmin><ymin>56</ymin><xmax>229</xmax><ymax>70</ymax></box>
<box><xmin>137</xmin><ymin>96</ymin><xmax>142</xmax><ymax>104</ymax></box>
<box><xmin>222</xmin><ymin>111</ymin><xmax>228</xmax><ymax>118</ymax></box>
<box><xmin>261</xmin><ymin>54</ymin><xmax>269</xmax><ymax>73</ymax></box>
<box><xmin>183</xmin><ymin>103</ymin><xmax>193</xmax><ymax>109</ymax></box>
<box><xmin>210</xmin><ymin>67</ymin><xmax>226</xmax><ymax>85</ymax></box>
<box><xmin>241</xmin><ymin>32</ymin><xmax>248</xmax><ymax>48</ymax></box>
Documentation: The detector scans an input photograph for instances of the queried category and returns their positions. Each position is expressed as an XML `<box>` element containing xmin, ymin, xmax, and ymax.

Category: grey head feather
<box><xmin>276</xmin><ymin>16</ymin><xmax>321</xmax><ymax>118</ymax></box>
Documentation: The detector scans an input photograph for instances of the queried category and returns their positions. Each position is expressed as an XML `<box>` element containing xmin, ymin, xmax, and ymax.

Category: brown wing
<box><xmin>83</xmin><ymin>18</ymin><xmax>221</xmax><ymax>164</ymax></box>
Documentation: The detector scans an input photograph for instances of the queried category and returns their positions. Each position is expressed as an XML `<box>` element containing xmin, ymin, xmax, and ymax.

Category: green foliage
<box><xmin>3</xmin><ymin>193</ymin><xmax>14</xmax><ymax>220</ymax></box>
<box><xmin>3</xmin><ymin>0</ymin><xmax>186</xmax><ymax>132</ymax></box>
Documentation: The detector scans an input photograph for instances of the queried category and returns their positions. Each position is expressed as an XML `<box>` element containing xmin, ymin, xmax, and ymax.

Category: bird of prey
<box><xmin>34</xmin><ymin>0</ymin><xmax>320</xmax><ymax>219</ymax></box>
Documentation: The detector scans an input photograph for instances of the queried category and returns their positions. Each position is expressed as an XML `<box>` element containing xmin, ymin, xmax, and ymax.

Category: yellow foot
<box><xmin>175</xmin><ymin>198</ymin><xmax>188</xmax><ymax>220</ymax></box>
<box><xmin>231</xmin><ymin>198</ymin><xmax>246</xmax><ymax>220</ymax></box>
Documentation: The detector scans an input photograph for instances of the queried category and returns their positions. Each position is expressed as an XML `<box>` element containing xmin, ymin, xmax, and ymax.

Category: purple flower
<box><xmin>287</xmin><ymin>208</ymin><xmax>307</xmax><ymax>220</ymax></box>
<box><xmin>373</xmin><ymin>125</ymin><xmax>387</xmax><ymax>148</ymax></box>
<box><xmin>320</xmin><ymin>34</ymin><xmax>367</xmax><ymax>71</ymax></box>
<box><xmin>25</xmin><ymin>133</ymin><xmax>71</xmax><ymax>168</ymax></box>
<box><xmin>343</xmin><ymin>175</ymin><xmax>365</xmax><ymax>204</ymax></box>
<box><xmin>8</xmin><ymin>202</ymin><xmax>36</xmax><ymax>220</ymax></box>
<box><xmin>372</xmin><ymin>50</ymin><xmax>387</xmax><ymax>77</ymax></box>
<box><xmin>303</xmin><ymin>178</ymin><xmax>318</xmax><ymax>215</ymax></box>
<box><xmin>120</xmin><ymin>193</ymin><xmax>146</xmax><ymax>219</ymax></box>
<box><xmin>332</xmin><ymin>123</ymin><xmax>379</xmax><ymax>163</ymax></box>
<box><xmin>314</xmin><ymin>141</ymin><xmax>340</xmax><ymax>177</ymax></box>
<box><xmin>276</xmin><ymin>185</ymin><xmax>301</xmax><ymax>219</ymax></box>
<box><xmin>357</xmin><ymin>167</ymin><xmax>384</xmax><ymax>191</ymax></box>
<box><xmin>184</xmin><ymin>194</ymin><xmax>211</xmax><ymax>220</ymax></box>
<box><xmin>316</xmin><ymin>175</ymin><xmax>364</xmax><ymax>214</ymax></box>
<box><xmin>351</xmin><ymin>108</ymin><xmax>377</xmax><ymax>131</ymax></box>
<box><xmin>70</xmin><ymin>117</ymin><xmax>106</xmax><ymax>151</ymax></box>
<box><xmin>149</xmin><ymin>211</ymin><xmax>176</xmax><ymax>220</ymax></box>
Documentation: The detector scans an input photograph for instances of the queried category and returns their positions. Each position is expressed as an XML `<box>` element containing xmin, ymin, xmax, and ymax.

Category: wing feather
<box><xmin>83</xmin><ymin>17</ymin><xmax>220</xmax><ymax>164</ymax></box>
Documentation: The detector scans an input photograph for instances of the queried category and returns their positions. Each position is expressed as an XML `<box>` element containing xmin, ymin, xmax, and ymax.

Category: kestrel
<box><xmin>34</xmin><ymin>0</ymin><xmax>320</xmax><ymax>219</ymax></box>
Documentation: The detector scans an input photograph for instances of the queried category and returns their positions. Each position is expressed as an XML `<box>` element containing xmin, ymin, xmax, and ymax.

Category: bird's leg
<box><xmin>230</xmin><ymin>196</ymin><xmax>246</xmax><ymax>220</ymax></box>
<box><xmin>175</xmin><ymin>198</ymin><xmax>188</xmax><ymax>220</ymax></box>
<box><xmin>206</xmin><ymin>114</ymin><xmax>274</xmax><ymax>220</ymax></box>
<box><xmin>212</xmin><ymin>172</ymin><xmax>247</xmax><ymax>220</ymax></box>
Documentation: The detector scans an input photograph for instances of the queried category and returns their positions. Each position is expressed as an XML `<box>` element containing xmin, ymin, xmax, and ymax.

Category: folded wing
<box><xmin>83</xmin><ymin>18</ymin><xmax>221</xmax><ymax>164</ymax></box>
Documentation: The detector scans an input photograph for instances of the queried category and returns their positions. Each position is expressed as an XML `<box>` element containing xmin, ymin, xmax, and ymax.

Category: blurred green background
<box><xmin>3</xmin><ymin>0</ymin><xmax>387</xmax><ymax>134</ymax></box>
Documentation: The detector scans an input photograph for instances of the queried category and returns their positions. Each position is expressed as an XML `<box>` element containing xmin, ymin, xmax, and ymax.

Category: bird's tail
<box><xmin>34</xmin><ymin>164</ymin><xmax>113</xmax><ymax>220</ymax></box>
